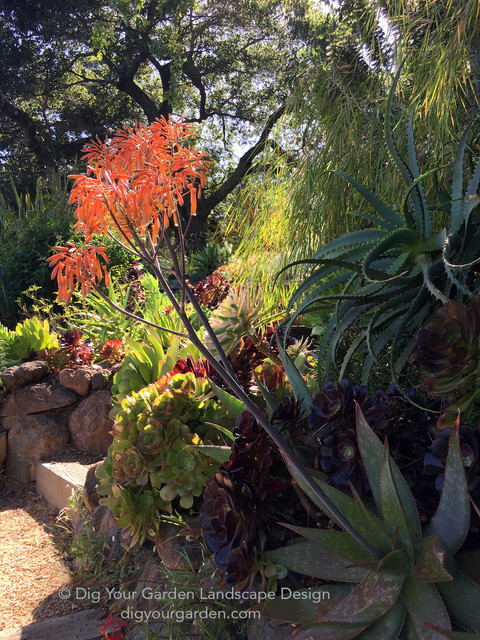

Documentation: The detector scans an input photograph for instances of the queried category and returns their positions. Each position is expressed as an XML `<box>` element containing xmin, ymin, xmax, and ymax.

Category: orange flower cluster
<box><xmin>50</xmin><ymin>117</ymin><xmax>208</xmax><ymax>303</ymax></box>
<box><xmin>48</xmin><ymin>242</ymin><xmax>110</xmax><ymax>304</ymax></box>
<box><xmin>70</xmin><ymin>118</ymin><xmax>208</xmax><ymax>243</ymax></box>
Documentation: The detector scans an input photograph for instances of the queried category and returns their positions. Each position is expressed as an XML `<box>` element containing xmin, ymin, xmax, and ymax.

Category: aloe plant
<box><xmin>259</xmin><ymin>407</ymin><xmax>480</xmax><ymax>638</ymax></box>
<box><xmin>283</xmin><ymin>72</ymin><xmax>480</xmax><ymax>383</ymax></box>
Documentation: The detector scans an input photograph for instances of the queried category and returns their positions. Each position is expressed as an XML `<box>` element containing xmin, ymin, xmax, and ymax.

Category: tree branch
<box><xmin>200</xmin><ymin>103</ymin><xmax>286</xmax><ymax>212</ymax></box>
<box><xmin>0</xmin><ymin>93</ymin><xmax>53</xmax><ymax>167</ymax></box>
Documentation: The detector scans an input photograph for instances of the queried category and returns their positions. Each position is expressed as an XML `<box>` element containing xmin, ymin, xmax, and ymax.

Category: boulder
<box><xmin>91</xmin><ymin>369</ymin><xmax>110</xmax><ymax>391</ymax></box>
<box><xmin>58</xmin><ymin>367</ymin><xmax>92</xmax><ymax>396</ymax></box>
<box><xmin>0</xmin><ymin>380</ymin><xmax>78</xmax><ymax>416</ymax></box>
<box><xmin>1</xmin><ymin>361</ymin><xmax>48</xmax><ymax>391</ymax></box>
<box><xmin>6</xmin><ymin>414</ymin><xmax>69</xmax><ymax>482</ymax></box>
<box><xmin>83</xmin><ymin>461</ymin><xmax>103</xmax><ymax>511</ymax></box>
<box><xmin>69</xmin><ymin>390</ymin><xmax>113</xmax><ymax>454</ymax></box>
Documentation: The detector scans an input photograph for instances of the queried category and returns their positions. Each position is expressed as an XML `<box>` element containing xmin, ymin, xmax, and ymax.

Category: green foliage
<box><xmin>110</xmin><ymin>327</ymin><xmax>200</xmax><ymax>416</ymax></box>
<box><xmin>97</xmin><ymin>372</ymin><xmax>233</xmax><ymax>545</ymax></box>
<box><xmin>283</xmin><ymin>75</ymin><xmax>480</xmax><ymax>384</ymax></box>
<box><xmin>0</xmin><ymin>175</ymin><xmax>74</xmax><ymax>327</ymax></box>
<box><xmin>187</xmin><ymin>242</ymin><xmax>233</xmax><ymax>280</ymax></box>
<box><xmin>260</xmin><ymin>408</ymin><xmax>480</xmax><ymax>638</ymax></box>
<box><xmin>4</xmin><ymin>317</ymin><xmax>58</xmax><ymax>362</ymax></box>
<box><xmin>62</xmin><ymin>277</ymin><xmax>144</xmax><ymax>346</ymax></box>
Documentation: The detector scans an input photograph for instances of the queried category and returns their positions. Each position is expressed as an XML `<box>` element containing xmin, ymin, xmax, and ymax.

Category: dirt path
<box><xmin>0</xmin><ymin>476</ymin><xmax>76</xmax><ymax>631</ymax></box>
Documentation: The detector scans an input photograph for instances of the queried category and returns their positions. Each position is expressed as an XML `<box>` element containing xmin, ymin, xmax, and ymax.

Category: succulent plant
<box><xmin>99</xmin><ymin>339</ymin><xmax>124</xmax><ymax>364</ymax></box>
<box><xmin>309</xmin><ymin>380</ymin><xmax>388</xmax><ymax>435</ymax></box>
<box><xmin>97</xmin><ymin>372</ymin><xmax>233</xmax><ymax>544</ymax></box>
<box><xmin>204</xmin><ymin>285</ymin><xmax>282</xmax><ymax>357</ymax></box>
<box><xmin>199</xmin><ymin>410</ymin><xmax>292</xmax><ymax>588</ymax></box>
<box><xmin>253</xmin><ymin>359</ymin><xmax>291</xmax><ymax>401</ymax></box>
<box><xmin>414</xmin><ymin>296</ymin><xmax>480</xmax><ymax>426</ymax></box>
<box><xmin>194</xmin><ymin>269</ymin><xmax>231</xmax><ymax>308</ymax></box>
<box><xmin>110</xmin><ymin>327</ymin><xmax>197</xmax><ymax>415</ymax></box>
<box><xmin>424</xmin><ymin>424</ymin><xmax>480</xmax><ymax>491</ymax></box>
<box><xmin>259</xmin><ymin>407</ymin><xmax>480</xmax><ymax>638</ymax></box>
<box><xmin>283</xmin><ymin>72</ymin><xmax>480</xmax><ymax>384</ymax></box>
<box><xmin>4</xmin><ymin>317</ymin><xmax>58</xmax><ymax>362</ymax></box>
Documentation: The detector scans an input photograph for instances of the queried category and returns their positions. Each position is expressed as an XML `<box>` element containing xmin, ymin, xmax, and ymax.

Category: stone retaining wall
<box><xmin>0</xmin><ymin>361</ymin><xmax>117</xmax><ymax>482</ymax></box>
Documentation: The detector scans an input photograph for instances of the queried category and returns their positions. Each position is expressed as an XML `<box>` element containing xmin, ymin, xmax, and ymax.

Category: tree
<box><xmin>0</xmin><ymin>0</ymin><xmax>317</xmax><ymax>246</ymax></box>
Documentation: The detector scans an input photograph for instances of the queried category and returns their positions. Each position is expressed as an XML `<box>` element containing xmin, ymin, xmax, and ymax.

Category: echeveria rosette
<box><xmin>308</xmin><ymin>380</ymin><xmax>388</xmax><ymax>491</ymax></box>
<box><xmin>199</xmin><ymin>472</ymin><xmax>258</xmax><ymax>575</ymax></box>
<box><xmin>309</xmin><ymin>380</ymin><xmax>388</xmax><ymax>435</ymax></box>
<box><xmin>415</xmin><ymin>296</ymin><xmax>480</xmax><ymax>427</ymax></box>
<box><xmin>199</xmin><ymin>410</ymin><xmax>292</xmax><ymax>589</ymax></box>
<box><xmin>258</xmin><ymin>406</ymin><xmax>480</xmax><ymax>638</ymax></box>
<box><xmin>97</xmin><ymin>372</ymin><xmax>233</xmax><ymax>540</ymax></box>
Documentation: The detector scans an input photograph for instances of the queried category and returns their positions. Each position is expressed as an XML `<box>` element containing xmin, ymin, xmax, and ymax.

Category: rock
<box><xmin>83</xmin><ymin>461</ymin><xmax>103</xmax><ymax>511</ymax></box>
<box><xmin>0</xmin><ymin>380</ymin><xmax>78</xmax><ymax>416</ymax></box>
<box><xmin>91</xmin><ymin>369</ymin><xmax>110</xmax><ymax>391</ymax></box>
<box><xmin>6</xmin><ymin>414</ymin><xmax>69</xmax><ymax>482</ymax></box>
<box><xmin>68</xmin><ymin>391</ymin><xmax>113</xmax><ymax>454</ymax></box>
<box><xmin>58</xmin><ymin>367</ymin><xmax>92</xmax><ymax>396</ymax></box>
<box><xmin>90</xmin><ymin>504</ymin><xmax>125</xmax><ymax>562</ymax></box>
<box><xmin>0</xmin><ymin>361</ymin><xmax>48</xmax><ymax>391</ymax></box>
<box><xmin>154</xmin><ymin>520</ymin><xmax>203</xmax><ymax>570</ymax></box>
<box><xmin>0</xmin><ymin>430</ymin><xmax>6</xmax><ymax>466</ymax></box>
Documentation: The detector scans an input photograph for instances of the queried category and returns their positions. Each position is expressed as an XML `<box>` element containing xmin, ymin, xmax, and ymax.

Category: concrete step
<box><xmin>36</xmin><ymin>461</ymin><xmax>94</xmax><ymax>510</ymax></box>
<box><xmin>0</xmin><ymin>608</ymin><xmax>104</xmax><ymax>640</ymax></box>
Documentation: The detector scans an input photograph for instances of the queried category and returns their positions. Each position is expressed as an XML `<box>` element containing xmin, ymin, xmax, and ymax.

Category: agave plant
<box><xmin>282</xmin><ymin>72</ymin><xmax>480</xmax><ymax>383</ymax></box>
<box><xmin>259</xmin><ymin>407</ymin><xmax>480</xmax><ymax>638</ymax></box>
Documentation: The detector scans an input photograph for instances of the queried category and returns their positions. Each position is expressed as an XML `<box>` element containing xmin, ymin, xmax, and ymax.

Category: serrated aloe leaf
<box><xmin>277</xmin><ymin>337</ymin><xmax>313</xmax><ymax>409</ymax></box>
<box><xmin>425</xmin><ymin>426</ymin><xmax>469</xmax><ymax>553</ymax></box>
<box><xmin>356</xmin><ymin>407</ymin><xmax>422</xmax><ymax>545</ymax></box>
<box><xmin>380</xmin><ymin>442</ymin><xmax>414</xmax><ymax>561</ymax></box>
<box><xmin>401</xmin><ymin>581</ymin><xmax>451</xmax><ymax>639</ymax></box>
<box><xmin>208</xmin><ymin>381</ymin><xmax>245</xmax><ymax>419</ymax></box>
<box><xmin>437</xmin><ymin>572</ymin><xmax>480</xmax><ymax>632</ymax></box>
<box><xmin>350</xmin><ymin>486</ymin><xmax>392</xmax><ymax>552</ymax></box>
<box><xmin>410</xmin><ymin>536</ymin><xmax>452</xmax><ymax>583</ymax></box>
<box><xmin>363</xmin><ymin>229</ymin><xmax>421</xmax><ymax>282</ymax></box>
<box><xmin>313</xmin><ymin>228</ymin><xmax>386</xmax><ymax>257</ymax></box>
<box><xmin>286</xmin><ymin>458</ymin><xmax>378</xmax><ymax>533</ymax></box>
<box><xmin>265</xmin><ymin>542</ymin><xmax>369</xmax><ymax>582</ymax></box>
<box><xmin>407</xmin><ymin>111</ymin><xmax>431</xmax><ymax>237</ymax></box>
<box><xmin>424</xmin><ymin>625</ymin><xmax>480</xmax><ymax>639</ymax></box>
<box><xmin>335</xmin><ymin>170</ymin><xmax>405</xmax><ymax>229</ymax></box>
<box><xmin>338</xmin><ymin>330</ymin><xmax>368</xmax><ymax>381</ymax></box>
<box><xmin>348</xmin><ymin>210</ymin><xmax>395</xmax><ymax>230</ymax></box>
<box><xmin>450</xmin><ymin>128</ymin><xmax>471</xmax><ymax>235</ymax></box>
<box><xmin>357</xmin><ymin>600</ymin><xmax>406</xmax><ymax>640</ymax></box>
<box><xmin>294</xmin><ymin>622</ymin><xmax>367</xmax><ymax>640</ymax></box>
<box><xmin>280</xmin><ymin>524</ymin><xmax>374</xmax><ymax>564</ymax></box>
<box><xmin>376</xmin><ymin>548</ymin><xmax>411</xmax><ymax>576</ymax></box>
<box><xmin>320</xmin><ymin>570</ymin><xmax>404</xmax><ymax>624</ymax></box>
<box><xmin>257</xmin><ymin>584</ymin><xmax>352</xmax><ymax>624</ymax></box>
